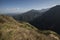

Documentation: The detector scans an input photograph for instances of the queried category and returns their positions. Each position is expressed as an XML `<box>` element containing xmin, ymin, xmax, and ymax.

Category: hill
<box><xmin>13</xmin><ymin>9</ymin><xmax>48</xmax><ymax>22</ymax></box>
<box><xmin>29</xmin><ymin>5</ymin><xmax>60</xmax><ymax>34</ymax></box>
<box><xmin>0</xmin><ymin>15</ymin><xmax>60</xmax><ymax>40</ymax></box>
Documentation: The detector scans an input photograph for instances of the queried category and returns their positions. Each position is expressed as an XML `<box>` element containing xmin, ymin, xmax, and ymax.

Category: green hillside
<box><xmin>0</xmin><ymin>15</ymin><xmax>60</xmax><ymax>40</ymax></box>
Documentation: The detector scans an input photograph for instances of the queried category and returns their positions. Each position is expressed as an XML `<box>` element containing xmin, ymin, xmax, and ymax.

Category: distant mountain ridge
<box><xmin>29</xmin><ymin>5</ymin><xmax>60</xmax><ymax>34</ymax></box>
<box><xmin>13</xmin><ymin>9</ymin><xmax>49</xmax><ymax>22</ymax></box>
<box><xmin>0</xmin><ymin>8</ymin><xmax>49</xmax><ymax>22</ymax></box>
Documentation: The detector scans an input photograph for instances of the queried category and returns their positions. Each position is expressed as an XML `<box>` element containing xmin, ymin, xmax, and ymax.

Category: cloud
<box><xmin>6</xmin><ymin>8</ymin><xmax>21</xmax><ymax>13</ymax></box>
<box><xmin>7</xmin><ymin>8</ymin><xmax>19</xmax><ymax>11</ymax></box>
<box><xmin>0</xmin><ymin>8</ymin><xmax>22</xmax><ymax>13</ymax></box>
<box><xmin>0</xmin><ymin>8</ymin><xmax>30</xmax><ymax>13</ymax></box>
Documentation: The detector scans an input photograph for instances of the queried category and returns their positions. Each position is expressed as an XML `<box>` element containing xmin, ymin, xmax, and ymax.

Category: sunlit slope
<box><xmin>0</xmin><ymin>15</ymin><xmax>60</xmax><ymax>40</ymax></box>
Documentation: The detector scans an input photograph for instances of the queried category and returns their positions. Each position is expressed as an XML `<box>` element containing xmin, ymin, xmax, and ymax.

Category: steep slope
<box><xmin>29</xmin><ymin>5</ymin><xmax>60</xmax><ymax>34</ymax></box>
<box><xmin>0</xmin><ymin>15</ymin><xmax>60</xmax><ymax>40</ymax></box>
<box><xmin>13</xmin><ymin>9</ymin><xmax>48</xmax><ymax>22</ymax></box>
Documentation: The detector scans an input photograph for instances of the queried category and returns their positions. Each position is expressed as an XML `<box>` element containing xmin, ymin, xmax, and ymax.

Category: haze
<box><xmin>0</xmin><ymin>0</ymin><xmax>60</xmax><ymax>13</ymax></box>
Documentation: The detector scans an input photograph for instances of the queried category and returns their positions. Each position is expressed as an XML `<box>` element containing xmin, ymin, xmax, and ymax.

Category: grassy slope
<box><xmin>0</xmin><ymin>15</ymin><xmax>60</xmax><ymax>40</ymax></box>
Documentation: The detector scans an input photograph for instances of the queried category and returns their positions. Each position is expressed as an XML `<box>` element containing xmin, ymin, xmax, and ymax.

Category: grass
<box><xmin>0</xmin><ymin>15</ymin><xmax>60</xmax><ymax>40</ymax></box>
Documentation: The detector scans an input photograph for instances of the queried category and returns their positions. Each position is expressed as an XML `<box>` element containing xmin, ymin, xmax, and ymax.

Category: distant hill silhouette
<box><xmin>13</xmin><ymin>9</ymin><xmax>48</xmax><ymax>22</ymax></box>
<box><xmin>29</xmin><ymin>5</ymin><xmax>60</xmax><ymax>34</ymax></box>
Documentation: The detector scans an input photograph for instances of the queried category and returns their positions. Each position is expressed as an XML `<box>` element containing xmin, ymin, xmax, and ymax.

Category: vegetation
<box><xmin>0</xmin><ymin>15</ymin><xmax>60</xmax><ymax>40</ymax></box>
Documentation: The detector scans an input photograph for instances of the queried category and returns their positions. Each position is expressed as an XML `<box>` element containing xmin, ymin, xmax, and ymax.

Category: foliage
<box><xmin>0</xmin><ymin>15</ymin><xmax>60</xmax><ymax>40</ymax></box>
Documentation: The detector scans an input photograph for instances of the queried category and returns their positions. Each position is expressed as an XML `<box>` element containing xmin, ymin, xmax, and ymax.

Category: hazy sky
<box><xmin>0</xmin><ymin>0</ymin><xmax>60</xmax><ymax>13</ymax></box>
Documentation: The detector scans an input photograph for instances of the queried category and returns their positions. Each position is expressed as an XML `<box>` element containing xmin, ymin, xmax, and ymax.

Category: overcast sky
<box><xmin>0</xmin><ymin>0</ymin><xmax>60</xmax><ymax>13</ymax></box>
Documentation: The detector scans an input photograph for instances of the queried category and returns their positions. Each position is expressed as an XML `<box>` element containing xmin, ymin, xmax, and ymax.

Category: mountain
<box><xmin>0</xmin><ymin>15</ymin><xmax>60</xmax><ymax>40</ymax></box>
<box><xmin>39</xmin><ymin>8</ymin><xmax>49</xmax><ymax>12</ymax></box>
<box><xmin>13</xmin><ymin>9</ymin><xmax>48</xmax><ymax>22</ymax></box>
<box><xmin>29</xmin><ymin>5</ymin><xmax>60</xmax><ymax>34</ymax></box>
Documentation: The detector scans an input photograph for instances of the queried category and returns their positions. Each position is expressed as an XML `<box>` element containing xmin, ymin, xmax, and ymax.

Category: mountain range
<box><xmin>0</xmin><ymin>5</ymin><xmax>60</xmax><ymax>40</ymax></box>
<box><xmin>2</xmin><ymin>5</ymin><xmax>60</xmax><ymax>34</ymax></box>
<box><xmin>13</xmin><ymin>9</ymin><xmax>49</xmax><ymax>22</ymax></box>
<box><xmin>29</xmin><ymin>5</ymin><xmax>60</xmax><ymax>34</ymax></box>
